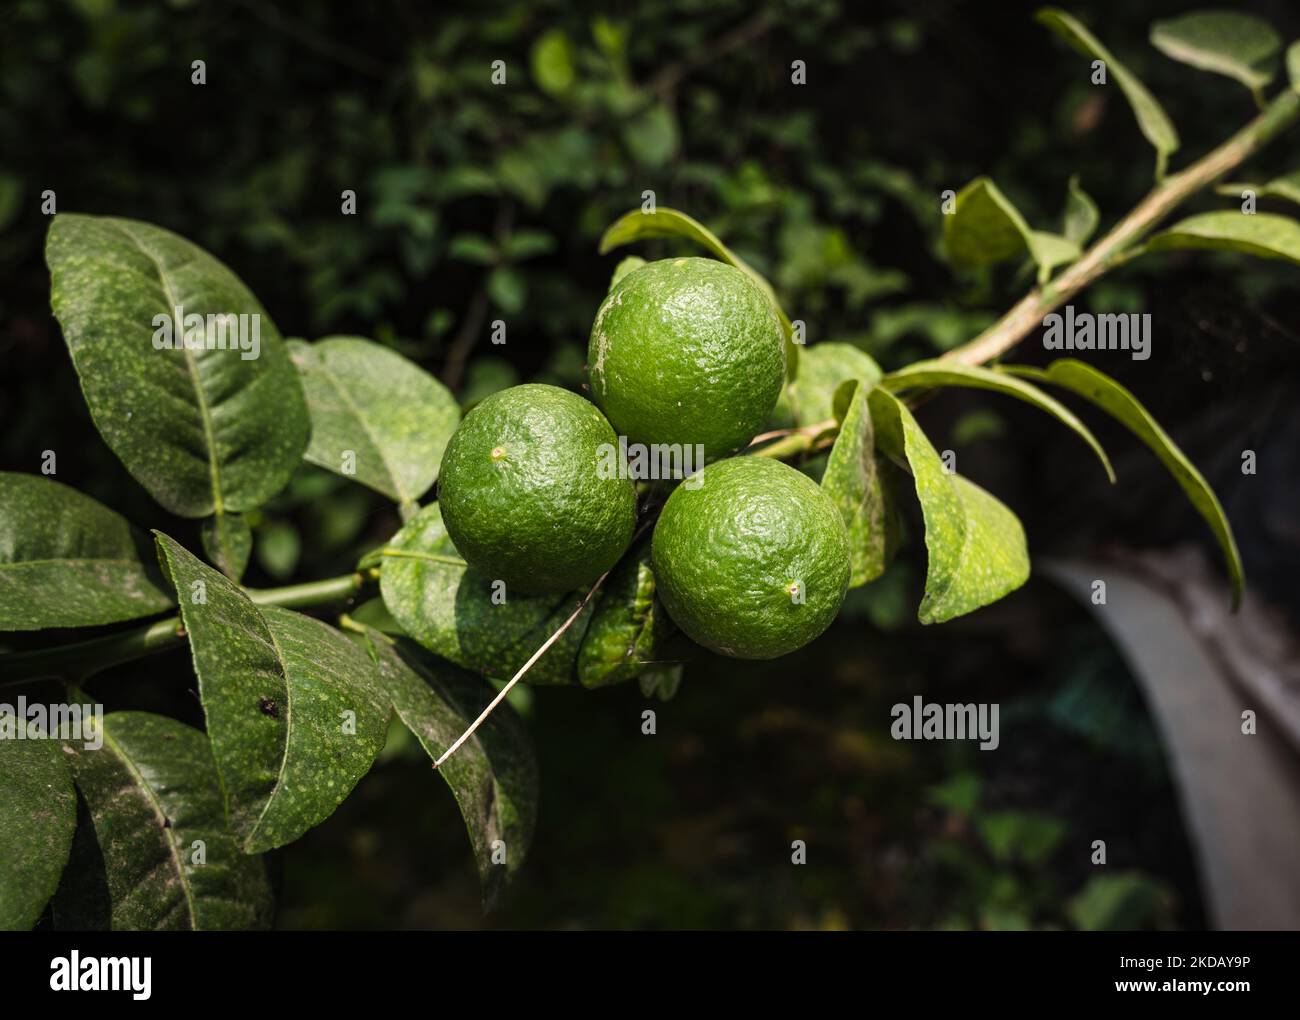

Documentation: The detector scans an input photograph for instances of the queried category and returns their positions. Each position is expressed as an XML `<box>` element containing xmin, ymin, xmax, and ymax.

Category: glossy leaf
<box><xmin>1151</xmin><ymin>11</ymin><xmax>1281</xmax><ymax>97</ymax></box>
<box><xmin>46</xmin><ymin>214</ymin><xmax>310</xmax><ymax>517</ymax></box>
<box><xmin>0</xmin><ymin>738</ymin><xmax>76</xmax><ymax>930</ymax></box>
<box><xmin>200</xmin><ymin>510</ymin><xmax>252</xmax><ymax>581</ymax></box>
<box><xmin>52</xmin><ymin>712</ymin><xmax>273</xmax><ymax>930</ymax></box>
<box><xmin>379</xmin><ymin>504</ymin><xmax>592</xmax><ymax>685</ymax></box>
<box><xmin>880</xmin><ymin>361</ymin><xmax>1115</xmax><ymax>482</ymax></box>
<box><xmin>598</xmin><ymin>206</ymin><xmax>798</xmax><ymax>377</ymax></box>
<box><xmin>577</xmin><ymin>538</ymin><xmax>671</xmax><ymax>687</ymax></box>
<box><xmin>0</xmin><ymin>472</ymin><xmax>173</xmax><ymax>631</ymax></box>
<box><xmin>821</xmin><ymin>382</ymin><xmax>890</xmax><ymax>587</ymax></box>
<box><xmin>1037</xmin><ymin>8</ymin><xmax>1180</xmax><ymax>177</ymax></box>
<box><xmin>999</xmin><ymin>359</ymin><xmax>1244</xmax><ymax>607</ymax></box>
<box><xmin>155</xmin><ymin>534</ymin><xmax>391</xmax><ymax>852</ymax></box>
<box><xmin>362</xmin><ymin>633</ymin><xmax>538</xmax><ymax>906</ymax></box>
<box><xmin>1145</xmin><ymin>210</ymin><xmax>1300</xmax><ymax>264</ymax></box>
<box><xmin>868</xmin><ymin>389</ymin><xmax>1030</xmax><ymax>624</ymax></box>
<box><xmin>1215</xmin><ymin>171</ymin><xmax>1300</xmax><ymax>207</ymax></box>
<box><xmin>788</xmin><ymin>342</ymin><xmax>883</xmax><ymax>427</ymax></box>
<box><xmin>1062</xmin><ymin>175</ymin><xmax>1100</xmax><ymax>247</ymax></box>
<box><xmin>289</xmin><ymin>336</ymin><xmax>460</xmax><ymax>504</ymax></box>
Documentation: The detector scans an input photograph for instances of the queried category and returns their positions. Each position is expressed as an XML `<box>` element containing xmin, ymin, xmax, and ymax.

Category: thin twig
<box><xmin>433</xmin><ymin>570</ymin><xmax>611</xmax><ymax>770</ymax></box>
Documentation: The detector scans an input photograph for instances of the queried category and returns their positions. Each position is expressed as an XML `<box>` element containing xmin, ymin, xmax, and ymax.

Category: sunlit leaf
<box><xmin>1145</xmin><ymin>210</ymin><xmax>1300</xmax><ymax>264</ymax></box>
<box><xmin>1151</xmin><ymin>11</ymin><xmax>1281</xmax><ymax>98</ymax></box>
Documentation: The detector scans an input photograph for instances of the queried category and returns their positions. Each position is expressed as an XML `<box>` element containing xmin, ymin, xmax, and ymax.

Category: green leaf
<box><xmin>788</xmin><ymin>342</ymin><xmax>883</xmax><ymax>427</ymax></box>
<box><xmin>446</xmin><ymin>233</ymin><xmax>498</xmax><ymax>264</ymax></box>
<box><xmin>52</xmin><ymin>712</ymin><xmax>273</xmax><ymax>930</ymax></box>
<box><xmin>1289</xmin><ymin>41</ymin><xmax>1300</xmax><ymax>91</ymax></box>
<box><xmin>1145</xmin><ymin>210</ymin><xmax>1300</xmax><ymax>264</ymax></box>
<box><xmin>868</xmin><ymin>389</ymin><xmax>1029</xmax><ymax>624</ymax></box>
<box><xmin>362</xmin><ymin>634</ymin><xmax>538</xmax><ymax>907</ymax></box>
<box><xmin>880</xmin><ymin>361</ymin><xmax>1115</xmax><ymax>482</ymax></box>
<box><xmin>531</xmin><ymin>28</ymin><xmax>576</xmax><ymax>96</ymax></box>
<box><xmin>1036</xmin><ymin>8</ymin><xmax>1180</xmax><ymax>178</ymax></box>
<box><xmin>622</xmin><ymin>103</ymin><xmax>679</xmax><ymax>167</ymax></box>
<box><xmin>577</xmin><ymin>538</ymin><xmax>671</xmax><ymax>687</ymax></box>
<box><xmin>0</xmin><ymin>472</ymin><xmax>174</xmax><ymax>631</ymax></box>
<box><xmin>1062</xmin><ymin>175</ymin><xmax>1100</xmax><ymax>247</ymax></box>
<box><xmin>155</xmin><ymin>533</ymin><xmax>391</xmax><ymax>852</ymax></box>
<box><xmin>597</xmin><ymin>206</ymin><xmax>798</xmax><ymax>378</ymax></box>
<box><xmin>487</xmin><ymin>265</ymin><xmax>527</xmax><ymax>314</ymax></box>
<box><xmin>46</xmin><ymin>214</ymin><xmax>310</xmax><ymax>517</ymax></box>
<box><xmin>1215</xmin><ymin>170</ymin><xmax>1300</xmax><ymax>207</ymax></box>
<box><xmin>944</xmin><ymin>178</ymin><xmax>1081</xmax><ymax>279</ymax></box>
<box><xmin>821</xmin><ymin>382</ymin><xmax>891</xmax><ymax>587</ymax></box>
<box><xmin>999</xmin><ymin>359</ymin><xmax>1245</xmax><ymax>607</ymax></box>
<box><xmin>639</xmin><ymin>663</ymin><xmax>684</xmax><ymax>701</ymax></box>
<box><xmin>1150</xmin><ymin>11</ymin><xmax>1281</xmax><ymax>98</ymax></box>
<box><xmin>0</xmin><ymin>739</ymin><xmax>76</xmax><ymax>930</ymax></box>
<box><xmin>289</xmin><ymin>337</ymin><xmax>460</xmax><ymax>504</ymax></box>
<box><xmin>1067</xmin><ymin>871</ymin><xmax>1171</xmax><ymax>931</ymax></box>
<box><xmin>379</xmin><ymin>504</ymin><xmax>592</xmax><ymax>685</ymax></box>
<box><xmin>500</xmin><ymin>229</ymin><xmax>556</xmax><ymax>261</ymax></box>
<box><xmin>200</xmin><ymin>510</ymin><xmax>252</xmax><ymax>581</ymax></box>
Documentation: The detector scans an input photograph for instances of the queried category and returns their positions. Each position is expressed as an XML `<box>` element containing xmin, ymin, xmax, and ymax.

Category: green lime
<box><xmin>437</xmin><ymin>383</ymin><xmax>637</xmax><ymax>595</ymax></box>
<box><xmin>589</xmin><ymin>257</ymin><xmax>785</xmax><ymax>462</ymax></box>
<box><xmin>651</xmin><ymin>456</ymin><xmax>850</xmax><ymax>659</ymax></box>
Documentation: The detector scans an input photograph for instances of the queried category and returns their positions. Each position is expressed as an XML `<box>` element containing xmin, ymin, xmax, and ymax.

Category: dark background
<box><xmin>3</xmin><ymin>0</ymin><xmax>1299</xmax><ymax>928</ymax></box>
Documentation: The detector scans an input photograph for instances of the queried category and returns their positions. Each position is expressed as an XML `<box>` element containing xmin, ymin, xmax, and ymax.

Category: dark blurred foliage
<box><xmin>3</xmin><ymin>0</ymin><xmax>1299</xmax><ymax>928</ymax></box>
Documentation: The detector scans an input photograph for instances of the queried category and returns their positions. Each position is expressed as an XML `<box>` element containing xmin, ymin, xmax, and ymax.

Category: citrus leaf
<box><xmin>1036</xmin><ymin>8</ymin><xmax>1180</xmax><ymax>178</ymax></box>
<box><xmin>1150</xmin><ymin>11</ymin><xmax>1281</xmax><ymax>97</ymax></box>
<box><xmin>788</xmin><ymin>342</ymin><xmax>883</xmax><ymax>427</ymax></box>
<box><xmin>530</xmin><ymin>28</ymin><xmax>576</xmax><ymax>96</ymax></box>
<box><xmin>155</xmin><ymin>533</ymin><xmax>391</xmax><ymax>852</ymax></box>
<box><xmin>52</xmin><ymin>712</ymin><xmax>273</xmax><ymax>930</ymax></box>
<box><xmin>577</xmin><ymin>538</ymin><xmax>671</xmax><ymax>687</ymax></box>
<box><xmin>378</xmin><ymin>503</ymin><xmax>592</xmax><ymax>685</ymax></box>
<box><xmin>880</xmin><ymin>361</ymin><xmax>1115</xmax><ymax>482</ymax></box>
<box><xmin>1215</xmin><ymin>170</ymin><xmax>1300</xmax><ymax>207</ymax></box>
<box><xmin>362</xmin><ymin>633</ymin><xmax>538</xmax><ymax>908</ymax></box>
<box><xmin>289</xmin><ymin>336</ymin><xmax>460</xmax><ymax>504</ymax></box>
<box><xmin>868</xmin><ymin>389</ymin><xmax>1029</xmax><ymax>624</ymax></box>
<box><xmin>200</xmin><ymin>510</ymin><xmax>252</xmax><ymax>582</ymax></box>
<box><xmin>1063</xmin><ymin>175</ymin><xmax>1101</xmax><ymax>247</ymax></box>
<box><xmin>821</xmin><ymin>382</ymin><xmax>890</xmax><ymax>587</ymax></box>
<box><xmin>999</xmin><ymin>359</ymin><xmax>1244</xmax><ymax>607</ymax></box>
<box><xmin>46</xmin><ymin>214</ymin><xmax>309</xmax><ymax>518</ymax></box>
<box><xmin>0</xmin><ymin>739</ymin><xmax>76</xmax><ymax>930</ymax></box>
<box><xmin>1290</xmin><ymin>40</ymin><xmax>1300</xmax><ymax>91</ymax></box>
<box><xmin>597</xmin><ymin>206</ymin><xmax>798</xmax><ymax>377</ymax></box>
<box><xmin>609</xmin><ymin>255</ymin><xmax>646</xmax><ymax>291</ymax></box>
<box><xmin>944</xmin><ymin>178</ymin><xmax>1080</xmax><ymax>278</ymax></box>
<box><xmin>1145</xmin><ymin>210</ymin><xmax>1300</xmax><ymax>264</ymax></box>
<box><xmin>0</xmin><ymin>472</ymin><xmax>174</xmax><ymax>631</ymax></box>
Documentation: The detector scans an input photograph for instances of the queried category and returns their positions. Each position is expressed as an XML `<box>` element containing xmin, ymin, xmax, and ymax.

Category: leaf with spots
<box><xmin>577</xmin><ymin>537</ymin><xmax>672</xmax><ymax>687</ymax></box>
<box><xmin>155</xmin><ymin>533</ymin><xmax>391</xmax><ymax>852</ymax></box>
<box><xmin>360</xmin><ymin>632</ymin><xmax>538</xmax><ymax>908</ymax></box>
<box><xmin>46</xmin><ymin>214</ymin><xmax>310</xmax><ymax>518</ymax></box>
<box><xmin>379</xmin><ymin>503</ymin><xmax>592</xmax><ymax>685</ymax></box>
<box><xmin>1144</xmin><ymin>211</ymin><xmax>1300</xmax><ymax>265</ymax></box>
<box><xmin>868</xmin><ymin>389</ymin><xmax>1029</xmax><ymax>624</ymax></box>
<box><xmin>0</xmin><ymin>738</ymin><xmax>77</xmax><ymax>930</ymax></box>
<box><xmin>200</xmin><ymin>510</ymin><xmax>252</xmax><ymax>581</ymax></box>
<box><xmin>0</xmin><ymin>472</ymin><xmax>174</xmax><ymax>631</ymax></box>
<box><xmin>821</xmin><ymin>382</ymin><xmax>893</xmax><ymax>588</ymax></box>
<box><xmin>289</xmin><ymin>336</ymin><xmax>461</xmax><ymax>505</ymax></box>
<box><xmin>51</xmin><ymin>712</ymin><xmax>273</xmax><ymax>930</ymax></box>
<box><xmin>1000</xmin><ymin>359</ymin><xmax>1244</xmax><ymax>607</ymax></box>
<box><xmin>787</xmin><ymin>342</ymin><xmax>883</xmax><ymax>428</ymax></box>
<box><xmin>598</xmin><ymin>205</ymin><xmax>798</xmax><ymax>377</ymax></box>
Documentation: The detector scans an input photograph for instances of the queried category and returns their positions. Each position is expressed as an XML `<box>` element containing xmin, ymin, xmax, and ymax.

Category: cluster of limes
<box><xmin>437</xmin><ymin>256</ymin><xmax>851</xmax><ymax>661</ymax></box>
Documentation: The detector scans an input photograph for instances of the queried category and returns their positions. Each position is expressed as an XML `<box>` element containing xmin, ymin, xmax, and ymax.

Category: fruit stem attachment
<box><xmin>432</xmin><ymin>569</ymin><xmax>611</xmax><ymax>770</ymax></box>
<box><xmin>941</xmin><ymin>86</ymin><xmax>1300</xmax><ymax>368</ymax></box>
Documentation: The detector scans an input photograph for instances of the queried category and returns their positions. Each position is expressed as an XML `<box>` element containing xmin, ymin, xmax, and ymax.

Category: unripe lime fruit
<box><xmin>588</xmin><ymin>257</ymin><xmax>785</xmax><ymax>461</ymax></box>
<box><xmin>651</xmin><ymin>456</ymin><xmax>850</xmax><ymax>659</ymax></box>
<box><xmin>437</xmin><ymin>384</ymin><xmax>637</xmax><ymax>595</ymax></box>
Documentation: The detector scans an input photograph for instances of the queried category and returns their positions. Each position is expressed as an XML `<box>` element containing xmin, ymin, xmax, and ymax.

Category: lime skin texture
<box><xmin>437</xmin><ymin>383</ymin><xmax>637</xmax><ymax>595</ymax></box>
<box><xmin>588</xmin><ymin>257</ymin><xmax>786</xmax><ymax>462</ymax></box>
<box><xmin>651</xmin><ymin>456</ymin><xmax>851</xmax><ymax>659</ymax></box>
